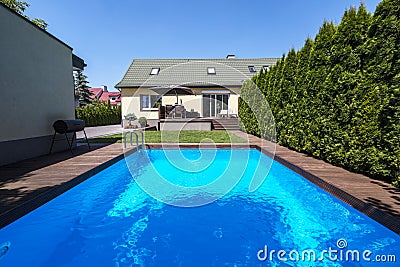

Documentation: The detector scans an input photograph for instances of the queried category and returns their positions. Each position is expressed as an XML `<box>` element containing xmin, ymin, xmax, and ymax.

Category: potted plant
<box><xmin>124</xmin><ymin>113</ymin><xmax>137</xmax><ymax>128</ymax></box>
<box><xmin>138</xmin><ymin>117</ymin><xmax>147</xmax><ymax>128</ymax></box>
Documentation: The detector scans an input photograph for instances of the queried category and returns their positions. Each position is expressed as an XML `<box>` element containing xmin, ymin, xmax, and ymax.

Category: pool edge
<box><xmin>0</xmin><ymin>151</ymin><xmax>127</xmax><ymax>229</ymax></box>
<box><xmin>1</xmin><ymin>144</ymin><xmax>399</xmax><ymax>235</ymax></box>
<box><xmin>257</xmin><ymin>146</ymin><xmax>400</xmax><ymax>235</ymax></box>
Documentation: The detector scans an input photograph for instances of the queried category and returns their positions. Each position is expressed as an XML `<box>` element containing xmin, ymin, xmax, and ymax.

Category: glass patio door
<box><xmin>202</xmin><ymin>94</ymin><xmax>229</xmax><ymax>117</ymax></box>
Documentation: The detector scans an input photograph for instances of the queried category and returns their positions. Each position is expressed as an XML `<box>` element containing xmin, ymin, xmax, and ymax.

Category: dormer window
<box><xmin>263</xmin><ymin>65</ymin><xmax>270</xmax><ymax>71</ymax></box>
<box><xmin>207</xmin><ymin>67</ymin><xmax>216</xmax><ymax>75</ymax></box>
<box><xmin>150</xmin><ymin>68</ymin><xmax>160</xmax><ymax>75</ymax></box>
<box><xmin>248</xmin><ymin>66</ymin><xmax>256</xmax><ymax>73</ymax></box>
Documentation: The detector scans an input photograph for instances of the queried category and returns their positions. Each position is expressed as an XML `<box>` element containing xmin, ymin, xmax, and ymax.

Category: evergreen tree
<box><xmin>259</xmin><ymin>66</ymin><xmax>277</xmax><ymax>141</ymax></box>
<box><xmin>363</xmin><ymin>0</ymin><xmax>400</xmax><ymax>183</ymax></box>
<box><xmin>293</xmin><ymin>38</ymin><xmax>314</xmax><ymax>152</ymax></box>
<box><xmin>356</xmin><ymin>3</ymin><xmax>374</xmax><ymax>72</ymax></box>
<box><xmin>324</xmin><ymin>5</ymin><xmax>372</xmax><ymax>167</ymax></box>
<box><xmin>305</xmin><ymin>21</ymin><xmax>337</xmax><ymax>157</ymax></box>
<box><xmin>277</xmin><ymin>48</ymin><xmax>298</xmax><ymax>147</ymax></box>
<box><xmin>238</xmin><ymin>0</ymin><xmax>400</xmax><ymax>187</ymax></box>
<box><xmin>270</xmin><ymin>55</ymin><xmax>286</xmax><ymax>118</ymax></box>
<box><xmin>365</xmin><ymin>0</ymin><xmax>400</xmax><ymax>82</ymax></box>
<box><xmin>74</xmin><ymin>70</ymin><xmax>92</xmax><ymax>106</ymax></box>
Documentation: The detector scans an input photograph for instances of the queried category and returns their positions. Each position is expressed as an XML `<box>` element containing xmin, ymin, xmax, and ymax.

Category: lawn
<box><xmin>86</xmin><ymin>130</ymin><xmax>246</xmax><ymax>144</ymax></box>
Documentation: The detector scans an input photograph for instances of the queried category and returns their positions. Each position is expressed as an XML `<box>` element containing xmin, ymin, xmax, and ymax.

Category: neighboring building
<box><xmin>0</xmin><ymin>3</ymin><xmax>86</xmax><ymax>166</ymax></box>
<box><xmin>89</xmin><ymin>87</ymin><xmax>103</xmax><ymax>99</ymax></box>
<box><xmin>88</xmin><ymin>86</ymin><xmax>121</xmax><ymax>106</ymax></box>
<box><xmin>115</xmin><ymin>56</ymin><xmax>278</xmax><ymax>125</ymax></box>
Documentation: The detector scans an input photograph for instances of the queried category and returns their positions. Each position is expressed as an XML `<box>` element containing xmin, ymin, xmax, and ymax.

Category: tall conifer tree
<box><xmin>74</xmin><ymin>70</ymin><xmax>93</xmax><ymax>106</ymax></box>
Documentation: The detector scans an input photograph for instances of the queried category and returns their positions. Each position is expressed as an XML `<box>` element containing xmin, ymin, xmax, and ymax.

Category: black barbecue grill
<box><xmin>49</xmin><ymin>119</ymin><xmax>90</xmax><ymax>154</ymax></box>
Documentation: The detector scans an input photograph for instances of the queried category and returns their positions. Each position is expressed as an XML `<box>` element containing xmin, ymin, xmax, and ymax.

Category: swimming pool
<box><xmin>0</xmin><ymin>149</ymin><xmax>398</xmax><ymax>266</ymax></box>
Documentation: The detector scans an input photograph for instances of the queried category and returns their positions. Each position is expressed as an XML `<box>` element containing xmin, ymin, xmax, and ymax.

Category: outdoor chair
<box><xmin>218</xmin><ymin>109</ymin><xmax>228</xmax><ymax>118</ymax></box>
<box><xmin>173</xmin><ymin>105</ymin><xmax>186</xmax><ymax>118</ymax></box>
<box><xmin>229</xmin><ymin>109</ymin><xmax>238</xmax><ymax>118</ymax></box>
<box><xmin>158</xmin><ymin>106</ymin><xmax>166</xmax><ymax>119</ymax></box>
<box><xmin>166</xmin><ymin>105</ymin><xmax>174</xmax><ymax>118</ymax></box>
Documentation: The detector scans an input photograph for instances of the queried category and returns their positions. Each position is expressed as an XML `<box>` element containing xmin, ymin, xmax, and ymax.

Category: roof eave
<box><xmin>72</xmin><ymin>54</ymin><xmax>87</xmax><ymax>71</ymax></box>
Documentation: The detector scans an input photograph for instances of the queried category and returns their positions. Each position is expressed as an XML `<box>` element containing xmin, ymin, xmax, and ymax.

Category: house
<box><xmin>88</xmin><ymin>86</ymin><xmax>121</xmax><ymax>106</ymax></box>
<box><xmin>0</xmin><ymin>3</ymin><xmax>86</xmax><ymax>166</ymax></box>
<box><xmin>115</xmin><ymin>56</ymin><xmax>278</xmax><ymax>128</ymax></box>
<box><xmin>89</xmin><ymin>87</ymin><xmax>104</xmax><ymax>99</ymax></box>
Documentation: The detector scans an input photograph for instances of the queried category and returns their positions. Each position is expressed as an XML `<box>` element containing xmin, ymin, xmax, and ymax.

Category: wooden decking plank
<box><xmin>0</xmin><ymin>143</ymin><xmax>125</xmax><ymax>227</ymax></box>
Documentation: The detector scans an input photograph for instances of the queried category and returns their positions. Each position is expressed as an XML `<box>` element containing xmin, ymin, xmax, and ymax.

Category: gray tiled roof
<box><xmin>115</xmin><ymin>58</ymin><xmax>279</xmax><ymax>88</ymax></box>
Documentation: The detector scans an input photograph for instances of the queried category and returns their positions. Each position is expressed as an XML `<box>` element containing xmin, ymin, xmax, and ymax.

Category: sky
<box><xmin>26</xmin><ymin>0</ymin><xmax>382</xmax><ymax>92</ymax></box>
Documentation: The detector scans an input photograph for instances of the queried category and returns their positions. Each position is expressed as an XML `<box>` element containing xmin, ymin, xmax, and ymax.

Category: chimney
<box><xmin>101</xmin><ymin>85</ymin><xmax>108</xmax><ymax>92</ymax></box>
<box><xmin>226</xmin><ymin>54</ymin><xmax>236</xmax><ymax>59</ymax></box>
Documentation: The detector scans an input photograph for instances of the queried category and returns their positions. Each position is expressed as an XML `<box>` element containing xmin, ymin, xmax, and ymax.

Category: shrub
<box><xmin>76</xmin><ymin>100</ymin><xmax>121</xmax><ymax>127</ymax></box>
<box><xmin>138</xmin><ymin>117</ymin><xmax>147</xmax><ymax>128</ymax></box>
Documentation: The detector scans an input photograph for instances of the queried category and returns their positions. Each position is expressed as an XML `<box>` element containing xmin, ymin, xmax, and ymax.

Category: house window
<box><xmin>248</xmin><ymin>66</ymin><xmax>256</xmax><ymax>73</ymax></box>
<box><xmin>150</xmin><ymin>68</ymin><xmax>160</xmax><ymax>75</ymax></box>
<box><xmin>263</xmin><ymin>65</ymin><xmax>270</xmax><ymax>71</ymax></box>
<box><xmin>207</xmin><ymin>67</ymin><xmax>216</xmax><ymax>75</ymax></box>
<box><xmin>141</xmin><ymin>95</ymin><xmax>162</xmax><ymax>110</ymax></box>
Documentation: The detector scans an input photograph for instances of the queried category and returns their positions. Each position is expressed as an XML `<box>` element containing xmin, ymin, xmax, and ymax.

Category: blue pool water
<box><xmin>0</xmin><ymin>149</ymin><xmax>398</xmax><ymax>266</ymax></box>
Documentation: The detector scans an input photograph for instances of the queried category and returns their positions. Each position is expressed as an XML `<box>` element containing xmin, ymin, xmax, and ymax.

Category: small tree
<box><xmin>0</xmin><ymin>0</ymin><xmax>48</xmax><ymax>29</ymax></box>
<box><xmin>124</xmin><ymin>113</ymin><xmax>137</xmax><ymax>126</ymax></box>
<box><xmin>74</xmin><ymin>70</ymin><xmax>92</xmax><ymax>106</ymax></box>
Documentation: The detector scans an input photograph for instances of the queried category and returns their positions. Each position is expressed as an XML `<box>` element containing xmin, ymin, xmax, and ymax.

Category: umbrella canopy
<box><xmin>149</xmin><ymin>85</ymin><xmax>196</xmax><ymax>104</ymax></box>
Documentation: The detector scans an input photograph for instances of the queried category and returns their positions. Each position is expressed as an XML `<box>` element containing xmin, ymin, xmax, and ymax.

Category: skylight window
<box><xmin>263</xmin><ymin>65</ymin><xmax>270</xmax><ymax>71</ymax></box>
<box><xmin>248</xmin><ymin>66</ymin><xmax>256</xmax><ymax>73</ymax></box>
<box><xmin>207</xmin><ymin>67</ymin><xmax>216</xmax><ymax>75</ymax></box>
<box><xmin>150</xmin><ymin>68</ymin><xmax>160</xmax><ymax>75</ymax></box>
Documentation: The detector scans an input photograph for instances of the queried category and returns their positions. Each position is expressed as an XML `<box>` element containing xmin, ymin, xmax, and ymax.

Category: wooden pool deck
<box><xmin>0</xmin><ymin>133</ymin><xmax>399</xmax><ymax>234</ymax></box>
<box><xmin>0</xmin><ymin>143</ymin><xmax>125</xmax><ymax>228</ymax></box>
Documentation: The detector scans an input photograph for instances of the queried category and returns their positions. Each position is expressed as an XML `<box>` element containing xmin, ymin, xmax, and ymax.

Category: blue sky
<box><xmin>27</xmin><ymin>0</ymin><xmax>381</xmax><ymax>91</ymax></box>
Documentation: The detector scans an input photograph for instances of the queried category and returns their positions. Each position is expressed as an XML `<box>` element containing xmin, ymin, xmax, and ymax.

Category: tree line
<box><xmin>239</xmin><ymin>0</ymin><xmax>400</xmax><ymax>186</ymax></box>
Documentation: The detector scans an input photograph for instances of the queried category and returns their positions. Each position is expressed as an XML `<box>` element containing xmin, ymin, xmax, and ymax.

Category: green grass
<box><xmin>86</xmin><ymin>130</ymin><xmax>246</xmax><ymax>144</ymax></box>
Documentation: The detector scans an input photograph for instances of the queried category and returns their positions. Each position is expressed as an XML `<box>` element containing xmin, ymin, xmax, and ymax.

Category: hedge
<box><xmin>76</xmin><ymin>100</ymin><xmax>122</xmax><ymax>127</ymax></box>
<box><xmin>239</xmin><ymin>1</ymin><xmax>400</xmax><ymax>187</ymax></box>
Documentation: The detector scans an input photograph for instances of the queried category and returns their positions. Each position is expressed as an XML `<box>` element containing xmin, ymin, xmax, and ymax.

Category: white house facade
<box><xmin>115</xmin><ymin>56</ymin><xmax>278</xmax><ymax>127</ymax></box>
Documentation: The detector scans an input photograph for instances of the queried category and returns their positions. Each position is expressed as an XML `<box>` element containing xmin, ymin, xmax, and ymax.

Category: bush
<box><xmin>138</xmin><ymin>117</ymin><xmax>147</xmax><ymax>128</ymax></box>
<box><xmin>76</xmin><ymin>100</ymin><xmax>121</xmax><ymax>127</ymax></box>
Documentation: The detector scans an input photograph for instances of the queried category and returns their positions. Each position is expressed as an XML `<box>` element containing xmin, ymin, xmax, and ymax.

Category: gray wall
<box><xmin>0</xmin><ymin>5</ymin><xmax>76</xmax><ymax>165</ymax></box>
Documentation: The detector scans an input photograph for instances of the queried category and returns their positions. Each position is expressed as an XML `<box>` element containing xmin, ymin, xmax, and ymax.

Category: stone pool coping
<box><xmin>0</xmin><ymin>139</ymin><xmax>399</xmax><ymax>235</ymax></box>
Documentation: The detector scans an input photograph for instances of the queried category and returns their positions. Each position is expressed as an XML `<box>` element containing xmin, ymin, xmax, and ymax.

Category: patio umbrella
<box><xmin>149</xmin><ymin>85</ymin><xmax>196</xmax><ymax>104</ymax></box>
